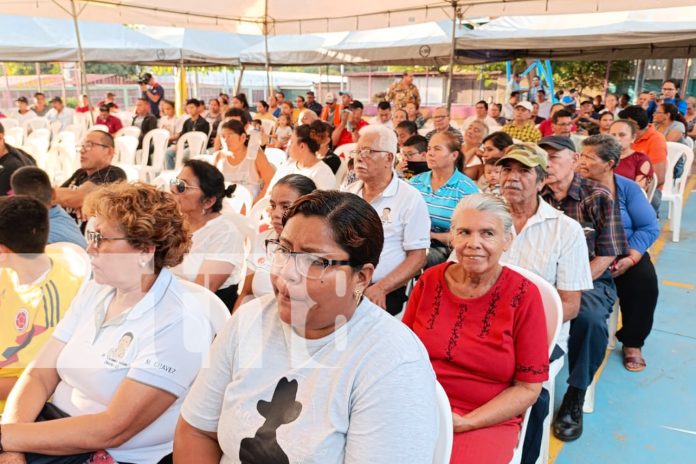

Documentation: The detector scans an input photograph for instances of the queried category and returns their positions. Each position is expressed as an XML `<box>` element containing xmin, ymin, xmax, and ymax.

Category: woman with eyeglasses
<box><xmin>170</xmin><ymin>159</ymin><xmax>244</xmax><ymax>309</ymax></box>
<box><xmin>684</xmin><ymin>96</ymin><xmax>696</xmax><ymax>139</ymax></box>
<box><xmin>0</xmin><ymin>182</ymin><xmax>221</xmax><ymax>464</ymax></box>
<box><xmin>233</xmin><ymin>174</ymin><xmax>317</xmax><ymax>311</ymax></box>
<box><xmin>174</xmin><ymin>190</ymin><xmax>439</xmax><ymax>463</ymax></box>
<box><xmin>653</xmin><ymin>102</ymin><xmax>689</xmax><ymax>145</ymax></box>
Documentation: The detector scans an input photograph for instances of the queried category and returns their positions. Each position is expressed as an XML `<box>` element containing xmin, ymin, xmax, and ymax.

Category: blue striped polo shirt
<box><xmin>409</xmin><ymin>170</ymin><xmax>479</xmax><ymax>232</ymax></box>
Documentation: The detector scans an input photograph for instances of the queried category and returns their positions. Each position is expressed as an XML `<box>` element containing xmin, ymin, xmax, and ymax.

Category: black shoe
<box><xmin>553</xmin><ymin>386</ymin><xmax>585</xmax><ymax>442</ymax></box>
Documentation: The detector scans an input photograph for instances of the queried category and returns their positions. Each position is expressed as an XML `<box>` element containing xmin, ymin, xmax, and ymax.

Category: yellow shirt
<box><xmin>0</xmin><ymin>244</ymin><xmax>86</xmax><ymax>411</ymax></box>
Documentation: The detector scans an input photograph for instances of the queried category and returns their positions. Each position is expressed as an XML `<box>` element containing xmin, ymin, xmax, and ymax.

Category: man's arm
<box><xmin>590</xmin><ymin>255</ymin><xmax>616</xmax><ymax>281</ymax></box>
<box><xmin>54</xmin><ymin>181</ymin><xmax>99</xmax><ymax>210</ymax></box>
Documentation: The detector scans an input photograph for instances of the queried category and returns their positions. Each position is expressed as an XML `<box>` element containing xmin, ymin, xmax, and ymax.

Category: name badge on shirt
<box><xmin>102</xmin><ymin>331</ymin><xmax>137</xmax><ymax>369</ymax></box>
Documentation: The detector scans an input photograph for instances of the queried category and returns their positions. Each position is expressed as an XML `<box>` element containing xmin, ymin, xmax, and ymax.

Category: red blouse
<box><xmin>615</xmin><ymin>151</ymin><xmax>654</xmax><ymax>183</ymax></box>
<box><xmin>403</xmin><ymin>263</ymin><xmax>548</xmax><ymax>424</ymax></box>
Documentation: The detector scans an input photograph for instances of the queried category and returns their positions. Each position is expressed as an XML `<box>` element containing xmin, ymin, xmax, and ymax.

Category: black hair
<box><xmin>284</xmin><ymin>190</ymin><xmax>384</xmax><ymax>268</ymax></box>
<box><xmin>349</xmin><ymin>100</ymin><xmax>364</xmax><ymax>110</ymax></box>
<box><xmin>221</xmin><ymin>119</ymin><xmax>248</xmax><ymax>147</ymax></box>
<box><xmin>185</xmin><ymin>98</ymin><xmax>199</xmax><ymax>107</ymax></box>
<box><xmin>10</xmin><ymin>166</ymin><xmax>52</xmax><ymax>205</ymax></box>
<box><xmin>402</xmin><ymin>135</ymin><xmax>428</xmax><ymax>153</ymax></box>
<box><xmin>233</xmin><ymin>93</ymin><xmax>250</xmax><ymax>110</ymax></box>
<box><xmin>0</xmin><ymin>121</ymin><xmax>4</xmax><ymax>134</ymax></box>
<box><xmin>294</xmin><ymin>124</ymin><xmax>320</xmax><ymax>153</ymax></box>
<box><xmin>377</xmin><ymin>101</ymin><xmax>391</xmax><ymax>111</ymax></box>
<box><xmin>275</xmin><ymin>91</ymin><xmax>285</xmax><ymax>98</ymax></box>
<box><xmin>257</xmin><ymin>100</ymin><xmax>269</xmax><ymax>111</ymax></box>
<box><xmin>296</xmin><ymin>95</ymin><xmax>305</xmax><ymax>103</ymax></box>
<box><xmin>183</xmin><ymin>160</ymin><xmax>235</xmax><ymax>213</ymax></box>
<box><xmin>660</xmin><ymin>103</ymin><xmax>687</xmax><ymax>126</ymax></box>
<box><xmin>396</xmin><ymin>120</ymin><xmax>418</xmax><ymax>134</ymax></box>
<box><xmin>618</xmin><ymin>105</ymin><xmax>649</xmax><ymax>130</ymax></box>
<box><xmin>224</xmin><ymin>108</ymin><xmax>250</xmax><ymax>126</ymax></box>
<box><xmin>552</xmin><ymin>109</ymin><xmax>574</xmax><ymax>124</ymax></box>
<box><xmin>0</xmin><ymin>195</ymin><xmax>48</xmax><ymax>253</ymax></box>
<box><xmin>482</xmin><ymin>131</ymin><xmax>513</xmax><ymax>151</ymax></box>
<box><xmin>510</xmin><ymin>91</ymin><xmax>520</xmax><ymax>99</ymax></box>
<box><xmin>275</xmin><ymin>174</ymin><xmax>317</xmax><ymax>197</ymax></box>
<box><xmin>475</xmin><ymin>100</ymin><xmax>489</xmax><ymax>110</ymax></box>
<box><xmin>90</xmin><ymin>130</ymin><xmax>115</xmax><ymax>149</ymax></box>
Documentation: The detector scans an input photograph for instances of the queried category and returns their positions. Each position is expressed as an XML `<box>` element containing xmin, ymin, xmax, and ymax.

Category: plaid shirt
<box><xmin>541</xmin><ymin>173</ymin><xmax>628</xmax><ymax>260</ymax></box>
<box><xmin>502</xmin><ymin>121</ymin><xmax>542</xmax><ymax>143</ymax></box>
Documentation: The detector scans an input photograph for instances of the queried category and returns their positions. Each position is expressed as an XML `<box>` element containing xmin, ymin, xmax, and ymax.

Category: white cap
<box><xmin>325</xmin><ymin>92</ymin><xmax>336</xmax><ymax>104</ymax></box>
<box><xmin>515</xmin><ymin>101</ymin><xmax>533</xmax><ymax>112</ymax></box>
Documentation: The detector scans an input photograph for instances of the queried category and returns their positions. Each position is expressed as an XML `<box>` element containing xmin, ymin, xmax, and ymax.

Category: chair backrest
<box><xmin>432</xmin><ymin>381</ymin><xmax>453</xmax><ymax>464</ymax></box>
<box><xmin>260</xmin><ymin>118</ymin><xmax>276</xmax><ymax>134</ymax></box>
<box><xmin>115</xmin><ymin>135</ymin><xmax>139</xmax><ymax>165</ymax></box>
<box><xmin>1</xmin><ymin>118</ymin><xmax>20</xmax><ymax>129</ymax></box>
<box><xmin>64</xmin><ymin>123</ymin><xmax>84</xmax><ymax>141</ymax></box>
<box><xmin>683</xmin><ymin>136</ymin><xmax>694</xmax><ymax>150</ymax></box>
<box><xmin>176</xmin><ymin>131</ymin><xmax>208</xmax><ymax>169</ymax></box>
<box><xmin>334</xmin><ymin>142</ymin><xmax>356</xmax><ymax>158</ymax></box>
<box><xmin>49</xmin><ymin>120</ymin><xmax>63</xmax><ymax>139</ymax></box>
<box><xmin>89</xmin><ymin>124</ymin><xmax>109</xmax><ymax>133</ymax></box>
<box><xmin>114</xmin><ymin>163</ymin><xmax>140</xmax><ymax>182</ymax></box>
<box><xmin>664</xmin><ymin>141</ymin><xmax>694</xmax><ymax>198</ymax></box>
<box><xmin>177</xmin><ymin>279</ymin><xmax>231</xmax><ymax>350</ymax></box>
<box><xmin>140</xmin><ymin>128</ymin><xmax>170</xmax><ymax>168</ymax></box>
<box><xmin>503</xmin><ymin>263</ymin><xmax>562</xmax><ymax>356</ymax></box>
<box><xmin>224</xmin><ymin>184</ymin><xmax>253</xmax><ymax>215</ymax></box>
<box><xmin>25</xmin><ymin>117</ymin><xmax>50</xmax><ymax>132</ymax></box>
<box><xmin>6</xmin><ymin>126</ymin><xmax>25</xmax><ymax>146</ymax></box>
<box><xmin>151</xmin><ymin>170</ymin><xmax>179</xmax><ymax>191</ymax></box>
<box><xmin>27</xmin><ymin>129</ymin><xmax>51</xmax><ymax>155</ymax></box>
<box><xmin>264</xmin><ymin>147</ymin><xmax>287</xmax><ymax>169</ymax></box>
<box><xmin>47</xmin><ymin>241</ymin><xmax>92</xmax><ymax>281</ymax></box>
<box><xmin>73</xmin><ymin>111</ymin><xmax>93</xmax><ymax>131</ymax></box>
<box><xmin>646</xmin><ymin>172</ymin><xmax>659</xmax><ymax>202</ymax></box>
<box><xmin>334</xmin><ymin>156</ymin><xmax>349</xmax><ymax>185</ymax></box>
<box><xmin>119</xmin><ymin>125</ymin><xmax>141</xmax><ymax>139</ymax></box>
<box><xmin>247</xmin><ymin>196</ymin><xmax>271</xmax><ymax>229</ymax></box>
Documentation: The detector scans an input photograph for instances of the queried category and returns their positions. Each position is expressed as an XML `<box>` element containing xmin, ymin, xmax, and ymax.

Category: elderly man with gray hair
<box><xmin>344</xmin><ymin>124</ymin><xmax>430</xmax><ymax>315</ymax></box>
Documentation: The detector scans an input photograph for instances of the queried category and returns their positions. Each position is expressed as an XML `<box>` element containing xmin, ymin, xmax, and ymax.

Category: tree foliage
<box><xmin>551</xmin><ymin>60</ymin><xmax>633</xmax><ymax>95</ymax></box>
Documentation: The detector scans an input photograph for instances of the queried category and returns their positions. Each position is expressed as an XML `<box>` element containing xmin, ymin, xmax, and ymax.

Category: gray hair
<box><xmin>451</xmin><ymin>193</ymin><xmax>513</xmax><ymax>236</ymax></box>
<box><xmin>582</xmin><ymin>134</ymin><xmax>621</xmax><ymax>167</ymax></box>
<box><xmin>467</xmin><ymin>119</ymin><xmax>489</xmax><ymax>137</ymax></box>
<box><xmin>358</xmin><ymin>124</ymin><xmax>398</xmax><ymax>154</ymax></box>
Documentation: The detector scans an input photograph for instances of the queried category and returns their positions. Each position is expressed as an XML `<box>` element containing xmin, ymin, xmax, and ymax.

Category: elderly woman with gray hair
<box><xmin>578</xmin><ymin>134</ymin><xmax>660</xmax><ymax>372</ymax></box>
<box><xmin>403</xmin><ymin>193</ymin><xmax>549</xmax><ymax>464</ymax></box>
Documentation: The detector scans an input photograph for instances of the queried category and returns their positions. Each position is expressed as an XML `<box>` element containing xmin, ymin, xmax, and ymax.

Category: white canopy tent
<box><xmin>455</xmin><ymin>5</ymin><xmax>696</xmax><ymax>61</ymax></box>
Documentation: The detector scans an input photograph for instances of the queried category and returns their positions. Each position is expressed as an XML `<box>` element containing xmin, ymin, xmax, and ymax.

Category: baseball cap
<box><xmin>561</xmin><ymin>95</ymin><xmax>575</xmax><ymax>106</ymax></box>
<box><xmin>538</xmin><ymin>135</ymin><xmax>576</xmax><ymax>153</ymax></box>
<box><xmin>339</xmin><ymin>91</ymin><xmax>352</xmax><ymax>97</ymax></box>
<box><xmin>496</xmin><ymin>143</ymin><xmax>548</xmax><ymax>172</ymax></box>
<box><xmin>515</xmin><ymin>101</ymin><xmax>533</xmax><ymax>112</ymax></box>
<box><xmin>325</xmin><ymin>92</ymin><xmax>336</xmax><ymax>103</ymax></box>
<box><xmin>50</xmin><ymin>96</ymin><xmax>63</xmax><ymax>104</ymax></box>
<box><xmin>16</xmin><ymin>96</ymin><xmax>28</xmax><ymax>104</ymax></box>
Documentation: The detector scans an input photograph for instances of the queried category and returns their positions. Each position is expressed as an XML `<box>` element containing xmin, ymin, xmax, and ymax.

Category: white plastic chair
<box><xmin>223</xmin><ymin>184</ymin><xmax>253</xmax><ymax>216</ymax></box>
<box><xmin>663</xmin><ymin>141</ymin><xmax>694</xmax><ymax>242</ymax></box>
<box><xmin>49</xmin><ymin>120</ymin><xmax>62</xmax><ymax>140</ymax></box>
<box><xmin>54</xmin><ymin>131</ymin><xmax>79</xmax><ymax>178</ymax></box>
<box><xmin>64</xmin><ymin>124</ymin><xmax>84</xmax><ymax>142</ymax></box>
<box><xmin>646</xmin><ymin>172</ymin><xmax>659</xmax><ymax>203</ymax></box>
<box><xmin>334</xmin><ymin>156</ymin><xmax>349</xmax><ymax>186</ymax></box>
<box><xmin>6</xmin><ymin>126</ymin><xmax>25</xmax><ymax>146</ymax></box>
<box><xmin>135</xmin><ymin>128</ymin><xmax>171</xmax><ymax>184</ymax></box>
<box><xmin>24</xmin><ymin>117</ymin><xmax>50</xmax><ymax>133</ymax></box>
<box><xmin>433</xmin><ymin>381</ymin><xmax>453</xmax><ymax>464</ymax></box>
<box><xmin>114</xmin><ymin>163</ymin><xmax>140</xmax><ymax>182</ymax></box>
<box><xmin>177</xmin><ymin>280</ymin><xmax>231</xmax><ymax>356</ymax></box>
<box><xmin>88</xmin><ymin>124</ymin><xmax>109</xmax><ymax>133</ymax></box>
<box><xmin>27</xmin><ymin>129</ymin><xmax>51</xmax><ymax>158</ymax></box>
<box><xmin>46</xmin><ymin>242</ymin><xmax>92</xmax><ymax>281</ymax></box>
<box><xmin>115</xmin><ymin>135</ymin><xmax>139</xmax><ymax>165</ymax></box>
<box><xmin>260</xmin><ymin>118</ymin><xmax>275</xmax><ymax>135</ymax></box>
<box><xmin>264</xmin><ymin>147</ymin><xmax>287</xmax><ymax>169</ymax></box>
<box><xmin>175</xmin><ymin>131</ymin><xmax>209</xmax><ymax>170</ymax></box>
<box><xmin>247</xmin><ymin>196</ymin><xmax>271</xmax><ymax>229</ymax></box>
<box><xmin>1</xmin><ymin>118</ymin><xmax>20</xmax><ymax>129</ymax></box>
<box><xmin>334</xmin><ymin>142</ymin><xmax>357</xmax><ymax>158</ymax></box>
<box><xmin>73</xmin><ymin>111</ymin><xmax>93</xmax><ymax>132</ymax></box>
<box><xmin>115</xmin><ymin>125</ymin><xmax>141</xmax><ymax>139</ymax></box>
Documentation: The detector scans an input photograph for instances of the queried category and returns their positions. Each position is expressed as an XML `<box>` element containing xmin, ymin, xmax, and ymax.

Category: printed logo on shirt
<box><xmin>15</xmin><ymin>308</ymin><xmax>29</xmax><ymax>332</ymax></box>
<box><xmin>103</xmin><ymin>331</ymin><xmax>135</xmax><ymax>368</ymax></box>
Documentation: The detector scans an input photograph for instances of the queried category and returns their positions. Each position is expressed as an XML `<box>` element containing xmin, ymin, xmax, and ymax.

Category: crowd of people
<box><xmin>0</xmin><ymin>70</ymin><xmax>688</xmax><ymax>464</ymax></box>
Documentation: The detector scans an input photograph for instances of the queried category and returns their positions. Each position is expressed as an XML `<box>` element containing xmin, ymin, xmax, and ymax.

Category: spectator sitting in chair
<box><xmin>131</xmin><ymin>97</ymin><xmax>158</xmax><ymax>150</ymax></box>
<box><xmin>10</xmin><ymin>96</ymin><xmax>37</xmax><ymax>125</ymax></box>
<box><xmin>95</xmin><ymin>103</ymin><xmax>123</xmax><ymax>135</ymax></box>
<box><xmin>46</xmin><ymin>97</ymin><xmax>75</xmax><ymax>132</ymax></box>
<box><xmin>501</xmin><ymin>101</ymin><xmax>542</xmax><ymax>144</ymax></box>
<box><xmin>0</xmin><ymin>121</ymin><xmax>36</xmax><ymax>196</ymax></box>
<box><xmin>31</xmin><ymin>92</ymin><xmax>50</xmax><ymax>117</ymax></box>
<box><xmin>165</xmin><ymin>99</ymin><xmax>210</xmax><ymax>170</ymax></box>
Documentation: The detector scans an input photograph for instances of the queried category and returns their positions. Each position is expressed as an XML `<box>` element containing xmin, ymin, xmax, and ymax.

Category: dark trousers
<box><xmin>614</xmin><ymin>252</ymin><xmax>659</xmax><ymax>348</ymax></box>
<box><xmin>385</xmin><ymin>285</ymin><xmax>408</xmax><ymax>316</ymax></box>
<box><xmin>215</xmin><ymin>284</ymin><xmax>239</xmax><ymax>312</ymax></box>
<box><xmin>567</xmin><ymin>270</ymin><xmax>617</xmax><ymax>390</ymax></box>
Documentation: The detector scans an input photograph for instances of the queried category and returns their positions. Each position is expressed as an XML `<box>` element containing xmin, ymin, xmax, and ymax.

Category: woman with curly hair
<box><xmin>0</xmin><ymin>182</ymin><xmax>221</xmax><ymax>464</ymax></box>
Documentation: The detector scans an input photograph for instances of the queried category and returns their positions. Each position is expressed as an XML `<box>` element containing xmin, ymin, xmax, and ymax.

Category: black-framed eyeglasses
<box><xmin>265</xmin><ymin>239</ymin><xmax>354</xmax><ymax>280</ymax></box>
<box><xmin>82</xmin><ymin>141</ymin><xmax>110</xmax><ymax>150</ymax></box>
<box><xmin>87</xmin><ymin>231</ymin><xmax>131</xmax><ymax>249</ymax></box>
<box><xmin>348</xmin><ymin>148</ymin><xmax>386</xmax><ymax>159</ymax></box>
<box><xmin>170</xmin><ymin>178</ymin><xmax>202</xmax><ymax>194</ymax></box>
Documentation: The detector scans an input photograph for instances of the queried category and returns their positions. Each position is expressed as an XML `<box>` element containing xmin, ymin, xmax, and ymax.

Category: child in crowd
<box><xmin>271</xmin><ymin>113</ymin><xmax>293</xmax><ymax>150</ymax></box>
<box><xmin>479</xmin><ymin>158</ymin><xmax>502</xmax><ymax>195</ymax></box>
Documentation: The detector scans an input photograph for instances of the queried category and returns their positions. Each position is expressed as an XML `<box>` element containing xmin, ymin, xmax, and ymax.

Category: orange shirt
<box><xmin>632</xmin><ymin>125</ymin><xmax>667</xmax><ymax>167</ymax></box>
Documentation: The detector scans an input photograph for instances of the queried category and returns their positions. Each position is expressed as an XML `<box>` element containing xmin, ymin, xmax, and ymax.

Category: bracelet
<box><xmin>626</xmin><ymin>256</ymin><xmax>637</xmax><ymax>266</ymax></box>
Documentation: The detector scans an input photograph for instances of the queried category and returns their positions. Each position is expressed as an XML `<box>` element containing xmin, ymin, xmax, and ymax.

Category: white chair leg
<box><xmin>583</xmin><ymin>381</ymin><xmax>595</xmax><ymax>414</ymax></box>
<box><xmin>672</xmin><ymin>198</ymin><xmax>682</xmax><ymax>242</ymax></box>
<box><xmin>607</xmin><ymin>301</ymin><xmax>619</xmax><ymax>351</ymax></box>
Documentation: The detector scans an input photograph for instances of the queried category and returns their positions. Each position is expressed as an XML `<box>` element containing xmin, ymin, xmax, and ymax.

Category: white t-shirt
<box><xmin>46</xmin><ymin>107</ymin><xmax>75</xmax><ymax>131</ymax></box>
<box><xmin>9</xmin><ymin>109</ymin><xmax>37</xmax><ymax>125</ymax></box>
<box><xmin>181</xmin><ymin>294</ymin><xmax>438</xmax><ymax>464</ymax></box>
<box><xmin>344</xmin><ymin>174</ymin><xmax>431</xmax><ymax>282</ymax></box>
<box><xmin>269</xmin><ymin>159</ymin><xmax>337</xmax><ymax>191</ymax></box>
<box><xmin>52</xmin><ymin>269</ymin><xmax>218</xmax><ymax>464</ymax></box>
<box><xmin>247</xmin><ymin>228</ymin><xmax>275</xmax><ymax>299</ymax></box>
<box><xmin>172</xmin><ymin>215</ymin><xmax>245</xmax><ymax>290</ymax></box>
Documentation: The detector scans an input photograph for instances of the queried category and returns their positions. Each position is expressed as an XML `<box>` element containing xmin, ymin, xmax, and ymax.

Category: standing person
<box><xmin>0</xmin><ymin>121</ymin><xmax>36</xmax><ymax>196</ymax></box>
<box><xmin>502</xmin><ymin>91</ymin><xmax>521</xmax><ymax>121</ymax></box>
<box><xmin>527</xmin><ymin>75</ymin><xmax>547</xmax><ymax>103</ymax></box>
<box><xmin>578</xmin><ymin>135</ymin><xmax>660</xmax><ymax>373</ymax></box>
<box><xmin>131</xmin><ymin>98</ymin><xmax>158</xmax><ymax>149</ymax></box>
<box><xmin>139</xmin><ymin>72</ymin><xmax>164</xmax><ymax>118</ymax></box>
<box><xmin>305</xmin><ymin>90</ymin><xmax>322</xmax><ymax>115</ymax></box>
<box><xmin>31</xmin><ymin>92</ymin><xmax>49</xmax><ymax>117</ymax></box>
<box><xmin>95</xmin><ymin>104</ymin><xmax>123</xmax><ymax>135</ymax></box>
<box><xmin>386</xmin><ymin>71</ymin><xmax>421</xmax><ymax>110</ymax></box>
<box><xmin>536</xmin><ymin>90</ymin><xmax>553</xmax><ymax>119</ymax></box>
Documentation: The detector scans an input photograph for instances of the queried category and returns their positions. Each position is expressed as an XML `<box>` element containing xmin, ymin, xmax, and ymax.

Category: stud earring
<box><xmin>139</xmin><ymin>257</ymin><xmax>148</xmax><ymax>268</ymax></box>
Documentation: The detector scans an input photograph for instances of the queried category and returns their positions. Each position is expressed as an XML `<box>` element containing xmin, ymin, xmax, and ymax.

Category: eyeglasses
<box><xmin>86</xmin><ymin>230</ymin><xmax>131</xmax><ymax>249</ymax></box>
<box><xmin>400</xmin><ymin>150</ymin><xmax>422</xmax><ymax>159</ymax></box>
<box><xmin>170</xmin><ymin>178</ymin><xmax>202</xmax><ymax>194</ymax></box>
<box><xmin>81</xmin><ymin>141</ymin><xmax>110</xmax><ymax>150</ymax></box>
<box><xmin>348</xmin><ymin>148</ymin><xmax>386</xmax><ymax>158</ymax></box>
<box><xmin>265</xmin><ymin>239</ymin><xmax>354</xmax><ymax>280</ymax></box>
<box><xmin>662</xmin><ymin>87</ymin><xmax>676</xmax><ymax>91</ymax></box>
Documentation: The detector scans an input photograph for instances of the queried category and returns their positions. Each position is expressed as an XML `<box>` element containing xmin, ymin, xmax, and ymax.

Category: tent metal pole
<box><xmin>35</xmin><ymin>63</ymin><xmax>43</xmax><ymax>93</ymax></box>
<box><xmin>2</xmin><ymin>63</ymin><xmax>11</xmax><ymax>109</ymax></box>
<box><xmin>603</xmin><ymin>60</ymin><xmax>612</xmax><ymax>99</ymax></box>
<box><xmin>70</xmin><ymin>0</ymin><xmax>89</xmax><ymax>98</ymax></box>
<box><xmin>264</xmin><ymin>0</ymin><xmax>272</xmax><ymax>96</ymax></box>
<box><xmin>446</xmin><ymin>3</ymin><xmax>458</xmax><ymax>111</ymax></box>
<box><xmin>235</xmin><ymin>65</ymin><xmax>245</xmax><ymax>96</ymax></box>
<box><xmin>682</xmin><ymin>58</ymin><xmax>691</xmax><ymax>95</ymax></box>
<box><xmin>633</xmin><ymin>60</ymin><xmax>646</xmax><ymax>99</ymax></box>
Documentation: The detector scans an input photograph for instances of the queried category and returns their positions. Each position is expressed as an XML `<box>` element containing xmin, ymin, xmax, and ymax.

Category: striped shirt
<box><xmin>410</xmin><ymin>170</ymin><xmax>479</xmax><ymax>232</ymax></box>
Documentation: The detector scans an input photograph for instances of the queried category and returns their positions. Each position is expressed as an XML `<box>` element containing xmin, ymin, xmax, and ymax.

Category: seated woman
<box><xmin>269</xmin><ymin>124</ymin><xmax>337</xmax><ymax>191</ymax></box>
<box><xmin>309</xmin><ymin>119</ymin><xmax>341</xmax><ymax>174</ymax></box>
<box><xmin>0</xmin><ymin>182</ymin><xmax>217</xmax><ymax>464</ymax></box>
<box><xmin>213</xmin><ymin>119</ymin><xmax>276</xmax><ymax>203</ymax></box>
<box><xmin>459</xmin><ymin>120</ymin><xmax>488</xmax><ymax>180</ymax></box>
<box><xmin>653</xmin><ymin>102</ymin><xmax>688</xmax><ymax>145</ymax></box>
<box><xmin>233</xmin><ymin>174</ymin><xmax>317</xmax><ymax>310</ymax></box>
<box><xmin>174</xmin><ymin>191</ymin><xmax>438</xmax><ymax>463</ymax></box>
<box><xmin>170</xmin><ymin>160</ymin><xmax>244</xmax><ymax>309</ymax></box>
<box><xmin>578</xmin><ymin>135</ymin><xmax>660</xmax><ymax>372</ymax></box>
<box><xmin>410</xmin><ymin>131</ymin><xmax>479</xmax><ymax>267</ymax></box>
<box><xmin>480</xmin><ymin>131</ymin><xmax>514</xmax><ymax>161</ymax></box>
<box><xmin>403</xmin><ymin>193</ymin><xmax>549</xmax><ymax>464</ymax></box>
<box><xmin>609</xmin><ymin>119</ymin><xmax>654</xmax><ymax>190</ymax></box>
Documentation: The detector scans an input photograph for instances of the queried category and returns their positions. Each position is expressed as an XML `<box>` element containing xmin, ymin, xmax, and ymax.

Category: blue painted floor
<box><xmin>554</xmin><ymin>184</ymin><xmax>696</xmax><ymax>463</ymax></box>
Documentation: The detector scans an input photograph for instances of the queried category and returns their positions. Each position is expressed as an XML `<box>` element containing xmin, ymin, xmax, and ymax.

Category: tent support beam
<box><xmin>633</xmin><ymin>60</ymin><xmax>646</xmax><ymax>99</ymax></box>
<box><xmin>603</xmin><ymin>60</ymin><xmax>612</xmax><ymax>99</ymax></box>
<box><xmin>235</xmin><ymin>65</ymin><xmax>245</xmax><ymax>95</ymax></box>
<box><xmin>69</xmin><ymin>0</ymin><xmax>89</xmax><ymax>98</ymax></box>
<box><xmin>263</xmin><ymin>0</ymin><xmax>271</xmax><ymax>96</ymax></box>
<box><xmin>682</xmin><ymin>58</ymin><xmax>691</xmax><ymax>95</ymax></box>
<box><xmin>446</xmin><ymin>2</ymin><xmax>458</xmax><ymax>111</ymax></box>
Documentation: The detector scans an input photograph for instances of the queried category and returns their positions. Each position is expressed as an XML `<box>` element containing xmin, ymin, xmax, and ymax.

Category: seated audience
<box><xmin>131</xmin><ymin>98</ymin><xmax>158</xmax><ymax>149</ymax></box>
<box><xmin>270</xmin><ymin>113</ymin><xmax>293</xmax><ymax>149</ymax></box>
<box><xmin>158</xmin><ymin>99</ymin><xmax>181</xmax><ymax>143</ymax></box>
<box><xmin>403</xmin><ymin>193</ymin><xmax>548</xmax><ymax>464</ymax></box>
<box><xmin>255</xmin><ymin>100</ymin><xmax>275</xmax><ymax>121</ymax></box>
<box><xmin>460</xmin><ymin>120</ymin><xmax>488</xmax><ymax>180</ymax></box>
<box><xmin>96</xmin><ymin>91</ymin><xmax>119</xmax><ymax>111</ymax></box>
<box><xmin>232</xmin><ymin>93</ymin><xmax>253</xmax><ymax>123</ymax></box>
<box><xmin>170</xmin><ymin>160</ymin><xmax>244</xmax><ymax>309</ymax></box>
<box><xmin>45</xmin><ymin>97</ymin><xmax>75</xmax><ymax>131</ymax></box>
<box><xmin>610</xmin><ymin>119</ymin><xmax>654</xmax><ymax>190</ymax></box>
<box><xmin>647</xmin><ymin>79</ymin><xmax>687</xmax><ymax>117</ymax></box>
<box><xmin>685</xmin><ymin>96</ymin><xmax>696</xmax><ymax>138</ymax></box>
<box><xmin>332</xmin><ymin>100</ymin><xmax>368</xmax><ymax>148</ymax></box>
<box><xmin>234</xmin><ymin>174</ymin><xmax>317</xmax><ymax>310</ymax></box>
<box><xmin>372</xmin><ymin>101</ymin><xmax>393</xmax><ymax>128</ymax></box>
<box><xmin>298</xmin><ymin>109</ymin><xmax>319</xmax><ymax>126</ymax></box>
<box><xmin>653</xmin><ymin>102</ymin><xmax>688</xmax><ymax>145</ymax></box>
<box><xmin>10</xmin><ymin>97</ymin><xmax>37</xmax><ymax>125</ymax></box>
<box><xmin>425</xmin><ymin>106</ymin><xmax>463</xmax><ymax>145</ymax></box>
<box><xmin>462</xmin><ymin>100</ymin><xmax>501</xmax><ymax>133</ymax></box>
<box><xmin>305</xmin><ymin>90</ymin><xmax>322</xmax><ymax>115</ymax></box>
<box><xmin>95</xmin><ymin>104</ymin><xmax>123</xmax><ymax>135</ymax></box>
<box><xmin>0</xmin><ymin>182</ymin><xmax>217</xmax><ymax>464</ymax></box>
<box><xmin>204</xmin><ymin>98</ymin><xmax>223</xmax><ymax>147</ymax></box>
<box><xmin>489</xmin><ymin>102</ymin><xmax>507</xmax><ymax>126</ymax></box>
<box><xmin>270</xmin><ymin>125</ymin><xmax>336</xmax><ymax>191</ymax></box>
<box><xmin>31</xmin><ymin>92</ymin><xmax>49</xmax><ymax>117</ymax></box>
<box><xmin>309</xmin><ymin>120</ymin><xmax>341</xmax><ymax>174</ymax></box>
<box><xmin>213</xmin><ymin>119</ymin><xmax>275</xmax><ymax>202</ymax></box>
<box><xmin>539</xmin><ymin>104</ymin><xmax>567</xmax><ymax>137</ymax></box>
<box><xmin>75</xmin><ymin>94</ymin><xmax>92</xmax><ymax>114</ymax></box>
<box><xmin>175</xmin><ymin>190</ymin><xmax>438</xmax><ymax>463</ymax></box>
<box><xmin>480</xmin><ymin>131</ymin><xmax>514</xmax><ymax>161</ymax></box>
<box><xmin>10</xmin><ymin>167</ymin><xmax>86</xmax><ymax>248</ymax></box>
<box><xmin>0</xmin><ymin>195</ymin><xmax>86</xmax><ymax>412</ymax></box>
<box><xmin>578</xmin><ymin>135</ymin><xmax>660</xmax><ymax>372</ymax></box>
<box><xmin>480</xmin><ymin>157</ymin><xmax>502</xmax><ymax>195</ymax></box>
<box><xmin>502</xmin><ymin>101</ymin><xmax>542</xmax><ymax>143</ymax></box>
<box><xmin>165</xmin><ymin>98</ymin><xmax>210</xmax><ymax>170</ymax></box>
<box><xmin>395</xmin><ymin>120</ymin><xmax>418</xmax><ymax>148</ymax></box>
<box><xmin>320</xmin><ymin>92</ymin><xmax>341</xmax><ymax>127</ymax></box>
<box><xmin>589</xmin><ymin>111</ymin><xmax>614</xmax><ymax>136</ymax></box>
<box><xmin>392</xmin><ymin>108</ymin><xmax>408</xmax><ymax>127</ymax></box>
<box><xmin>405</xmin><ymin>101</ymin><xmax>426</xmax><ymax>129</ymax></box>
<box><xmin>396</xmin><ymin>134</ymin><xmax>429</xmax><ymax>180</ymax></box>
<box><xmin>0</xmin><ymin>121</ymin><xmax>37</xmax><ymax>196</ymax></box>
<box><xmin>410</xmin><ymin>131</ymin><xmax>479</xmax><ymax>267</ymax></box>
<box><xmin>344</xmin><ymin>124</ymin><xmax>430</xmax><ymax>314</ymax></box>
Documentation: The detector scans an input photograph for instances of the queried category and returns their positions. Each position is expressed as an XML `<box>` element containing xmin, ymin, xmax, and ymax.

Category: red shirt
<box><xmin>96</xmin><ymin>114</ymin><xmax>123</xmax><ymax>135</ymax></box>
<box><xmin>615</xmin><ymin>151</ymin><xmax>654</xmax><ymax>183</ymax></box>
<box><xmin>336</xmin><ymin>119</ymin><xmax>368</xmax><ymax>147</ymax></box>
<box><xmin>538</xmin><ymin>118</ymin><xmax>577</xmax><ymax>137</ymax></box>
<box><xmin>403</xmin><ymin>263</ymin><xmax>548</xmax><ymax>424</ymax></box>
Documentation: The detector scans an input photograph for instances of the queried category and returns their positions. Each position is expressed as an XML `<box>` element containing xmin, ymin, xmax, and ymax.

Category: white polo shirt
<box><xmin>345</xmin><ymin>173</ymin><xmax>430</xmax><ymax>282</ymax></box>
<box><xmin>52</xmin><ymin>269</ymin><xmax>219</xmax><ymax>464</ymax></box>
<box><xmin>269</xmin><ymin>159</ymin><xmax>336</xmax><ymax>191</ymax></box>
<box><xmin>501</xmin><ymin>197</ymin><xmax>593</xmax><ymax>351</ymax></box>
